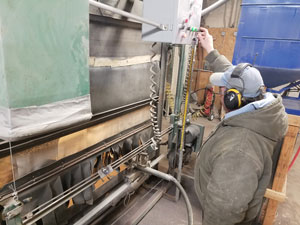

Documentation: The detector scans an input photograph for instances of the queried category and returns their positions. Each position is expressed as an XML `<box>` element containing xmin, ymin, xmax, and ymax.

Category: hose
<box><xmin>137</xmin><ymin>166</ymin><xmax>193</xmax><ymax>225</ymax></box>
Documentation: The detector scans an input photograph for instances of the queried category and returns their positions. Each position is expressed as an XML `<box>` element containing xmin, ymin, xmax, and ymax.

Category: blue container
<box><xmin>232</xmin><ymin>0</ymin><xmax>300</xmax><ymax>88</ymax></box>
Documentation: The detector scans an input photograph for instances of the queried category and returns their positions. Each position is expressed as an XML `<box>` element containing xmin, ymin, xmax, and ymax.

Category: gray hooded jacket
<box><xmin>194</xmin><ymin>50</ymin><xmax>288</xmax><ymax>225</ymax></box>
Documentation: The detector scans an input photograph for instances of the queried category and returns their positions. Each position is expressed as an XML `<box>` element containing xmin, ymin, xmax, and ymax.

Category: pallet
<box><xmin>262</xmin><ymin>114</ymin><xmax>300</xmax><ymax>225</ymax></box>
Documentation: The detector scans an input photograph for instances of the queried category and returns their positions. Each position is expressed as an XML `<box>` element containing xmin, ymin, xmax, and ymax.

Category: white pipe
<box><xmin>89</xmin><ymin>0</ymin><xmax>167</xmax><ymax>30</ymax></box>
<box><xmin>202</xmin><ymin>0</ymin><xmax>230</xmax><ymax>16</ymax></box>
<box><xmin>150</xmin><ymin>154</ymin><xmax>166</xmax><ymax>168</ymax></box>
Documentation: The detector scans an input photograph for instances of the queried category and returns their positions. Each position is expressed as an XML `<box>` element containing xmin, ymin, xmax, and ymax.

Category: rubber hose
<box><xmin>137</xmin><ymin>166</ymin><xmax>193</xmax><ymax>225</ymax></box>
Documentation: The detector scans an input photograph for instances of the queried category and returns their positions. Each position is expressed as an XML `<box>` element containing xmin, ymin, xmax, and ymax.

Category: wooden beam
<box><xmin>0</xmin><ymin>107</ymin><xmax>150</xmax><ymax>188</ymax></box>
<box><xmin>288</xmin><ymin>114</ymin><xmax>300</xmax><ymax>127</ymax></box>
<box><xmin>264</xmin><ymin>188</ymin><xmax>286</xmax><ymax>203</ymax></box>
<box><xmin>263</xmin><ymin>120</ymin><xmax>299</xmax><ymax>225</ymax></box>
<box><xmin>0</xmin><ymin>156</ymin><xmax>13</xmax><ymax>187</ymax></box>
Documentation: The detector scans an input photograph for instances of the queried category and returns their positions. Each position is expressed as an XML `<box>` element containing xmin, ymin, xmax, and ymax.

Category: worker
<box><xmin>194</xmin><ymin>27</ymin><xmax>288</xmax><ymax>225</ymax></box>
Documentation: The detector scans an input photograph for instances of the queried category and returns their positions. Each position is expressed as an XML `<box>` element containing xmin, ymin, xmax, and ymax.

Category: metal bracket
<box><xmin>2</xmin><ymin>198</ymin><xmax>23</xmax><ymax>224</ymax></box>
<box><xmin>98</xmin><ymin>165</ymin><xmax>114</xmax><ymax>179</ymax></box>
<box><xmin>136</xmin><ymin>152</ymin><xmax>150</xmax><ymax>168</ymax></box>
<box><xmin>150</xmin><ymin>137</ymin><xmax>158</xmax><ymax>151</ymax></box>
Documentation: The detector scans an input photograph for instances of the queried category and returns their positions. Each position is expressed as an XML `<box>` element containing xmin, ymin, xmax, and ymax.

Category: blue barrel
<box><xmin>232</xmin><ymin>0</ymin><xmax>300</xmax><ymax>88</ymax></box>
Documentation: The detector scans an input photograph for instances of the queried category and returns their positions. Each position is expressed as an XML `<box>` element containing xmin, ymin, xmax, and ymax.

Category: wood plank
<box><xmin>264</xmin><ymin>188</ymin><xmax>286</xmax><ymax>203</ymax></box>
<box><xmin>288</xmin><ymin>114</ymin><xmax>300</xmax><ymax>127</ymax></box>
<box><xmin>263</xmin><ymin>125</ymin><xmax>299</xmax><ymax>225</ymax></box>
<box><xmin>0</xmin><ymin>156</ymin><xmax>13</xmax><ymax>188</ymax></box>
<box><xmin>208</xmin><ymin>28</ymin><xmax>238</xmax><ymax>62</ymax></box>
<box><xmin>0</xmin><ymin>107</ymin><xmax>149</xmax><ymax>188</ymax></box>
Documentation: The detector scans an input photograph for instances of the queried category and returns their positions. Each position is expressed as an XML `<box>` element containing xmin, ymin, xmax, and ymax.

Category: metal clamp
<box><xmin>98</xmin><ymin>165</ymin><xmax>114</xmax><ymax>179</ymax></box>
<box><xmin>136</xmin><ymin>152</ymin><xmax>150</xmax><ymax>167</ymax></box>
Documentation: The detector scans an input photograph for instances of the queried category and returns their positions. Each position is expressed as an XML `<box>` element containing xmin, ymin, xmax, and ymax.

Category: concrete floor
<box><xmin>140</xmin><ymin>116</ymin><xmax>300</xmax><ymax>225</ymax></box>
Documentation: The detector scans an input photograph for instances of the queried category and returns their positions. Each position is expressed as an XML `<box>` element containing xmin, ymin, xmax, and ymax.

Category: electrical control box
<box><xmin>142</xmin><ymin>0</ymin><xmax>203</xmax><ymax>44</ymax></box>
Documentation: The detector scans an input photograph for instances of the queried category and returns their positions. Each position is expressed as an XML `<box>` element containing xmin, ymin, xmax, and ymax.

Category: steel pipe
<box><xmin>89</xmin><ymin>0</ymin><xmax>167</xmax><ymax>30</ymax></box>
<box><xmin>202</xmin><ymin>0</ymin><xmax>230</xmax><ymax>16</ymax></box>
<box><xmin>0</xmin><ymin>122</ymin><xmax>152</xmax><ymax>203</ymax></box>
<box><xmin>73</xmin><ymin>154</ymin><xmax>167</xmax><ymax>225</ymax></box>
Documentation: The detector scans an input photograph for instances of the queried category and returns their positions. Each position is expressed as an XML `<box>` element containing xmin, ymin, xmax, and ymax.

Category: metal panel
<box><xmin>89</xmin><ymin>15</ymin><xmax>161</xmax><ymax>114</ymax></box>
<box><xmin>90</xmin><ymin>63</ymin><xmax>156</xmax><ymax>114</ymax></box>
<box><xmin>90</xmin><ymin>15</ymin><xmax>160</xmax><ymax>58</ymax></box>
<box><xmin>232</xmin><ymin>0</ymin><xmax>300</xmax><ymax>88</ymax></box>
<box><xmin>142</xmin><ymin>0</ymin><xmax>203</xmax><ymax>44</ymax></box>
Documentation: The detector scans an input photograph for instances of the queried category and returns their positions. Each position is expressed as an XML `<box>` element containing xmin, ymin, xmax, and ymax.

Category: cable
<box><xmin>8</xmin><ymin>141</ymin><xmax>17</xmax><ymax>196</ymax></box>
<box><xmin>7</xmin><ymin>106</ymin><xmax>18</xmax><ymax>201</ymax></box>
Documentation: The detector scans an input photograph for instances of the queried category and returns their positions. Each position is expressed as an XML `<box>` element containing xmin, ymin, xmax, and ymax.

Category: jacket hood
<box><xmin>223</xmin><ymin>94</ymin><xmax>288</xmax><ymax>142</ymax></box>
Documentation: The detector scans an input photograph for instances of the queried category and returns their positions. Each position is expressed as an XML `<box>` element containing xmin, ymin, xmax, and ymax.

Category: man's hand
<box><xmin>197</xmin><ymin>27</ymin><xmax>214</xmax><ymax>54</ymax></box>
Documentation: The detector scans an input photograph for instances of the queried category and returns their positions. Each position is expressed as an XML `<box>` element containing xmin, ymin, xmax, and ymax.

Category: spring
<box><xmin>149</xmin><ymin>42</ymin><xmax>161</xmax><ymax>150</ymax></box>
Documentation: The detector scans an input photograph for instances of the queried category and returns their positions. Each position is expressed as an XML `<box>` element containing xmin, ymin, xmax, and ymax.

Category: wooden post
<box><xmin>263</xmin><ymin>115</ymin><xmax>300</xmax><ymax>225</ymax></box>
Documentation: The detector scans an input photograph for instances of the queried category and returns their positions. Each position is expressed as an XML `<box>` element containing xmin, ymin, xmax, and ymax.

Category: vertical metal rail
<box><xmin>176</xmin><ymin>42</ymin><xmax>197</xmax><ymax>201</ymax></box>
<box><xmin>169</xmin><ymin>46</ymin><xmax>186</xmax><ymax>157</ymax></box>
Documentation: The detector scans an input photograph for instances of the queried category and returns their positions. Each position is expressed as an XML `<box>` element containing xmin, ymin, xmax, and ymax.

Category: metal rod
<box><xmin>202</xmin><ymin>0</ymin><xmax>230</xmax><ymax>16</ymax></box>
<box><xmin>128</xmin><ymin>189</ymin><xmax>165</xmax><ymax>225</ymax></box>
<box><xmin>150</xmin><ymin>154</ymin><xmax>166</xmax><ymax>168</ymax></box>
<box><xmin>74</xmin><ymin>169</ymin><xmax>154</xmax><ymax>225</ymax></box>
<box><xmin>0</xmin><ymin>123</ymin><xmax>152</xmax><ymax>202</ymax></box>
<box><xmin>176</xmin><ymin>42</ymin><xmax>197</xmax><ymax>201</ymax></box>
<box><xmin>89</xmin><ymin>0</ymin><xmax>167</xmax><ymax>30</ymax></box>
<box><xmin>26</xmin><ymin>140</ymin><xmax>153</xmax><ymax>216</ymax></box>
<box><xmin>137</xmin><ymin>167</ymin><xmax>193</xmax><ymax>225</ymax></box>
<box><xmin>73</xmin><ymin>182</ymin><xmax>131</xmax><ymax>225</ymax></box>
<box><xmin>22</xmin><ymin>127</ymin><xmax>173</xmax><ymax>224</ymax></box>
<box><xmin>175</xmin><ymin>46</ymin><xmax>186</xmax><ymax>115</ymax></box>
<box><xmin>193</xmin><ymin>68</ymin><xmax>213</xmax><ymax>72</ymax></box>
<box><xmin>168</xmin><ymin>46</ymin><xmax>186</xmax><ymax>165</ymax></box>
<box><xmin>176</xmin><ymin>149</ymin><xmax>184</xmax><ymax>202</ymax></box>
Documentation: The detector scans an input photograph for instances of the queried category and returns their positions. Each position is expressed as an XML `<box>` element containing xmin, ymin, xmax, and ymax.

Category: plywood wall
<box><xmin>192</xmin><ymin>28</ymin><xmax>237</xmax><ymax>116</ymax></box>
